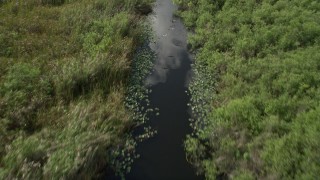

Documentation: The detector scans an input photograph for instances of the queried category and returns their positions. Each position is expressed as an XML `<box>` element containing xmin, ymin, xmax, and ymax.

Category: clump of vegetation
<box><xmin>174</xmin><ymin>0</ymin><xmax>320</xmax><ymax>179</ymax></box>
<box><xmin>0</xmin><ymin>0</ymin><xmax>154</xmax><ymax>179</ymax></box>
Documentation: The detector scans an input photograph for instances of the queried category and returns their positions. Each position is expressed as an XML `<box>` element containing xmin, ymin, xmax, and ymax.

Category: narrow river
<box><xmin>126</xmin><ymin>0</ymin><xmax>202</xmax><ymax>179</ymax></box>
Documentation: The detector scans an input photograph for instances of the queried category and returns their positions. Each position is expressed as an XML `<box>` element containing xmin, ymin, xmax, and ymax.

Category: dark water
<box><xmin>126</xmin><ymin>0</ymin><xmax>202</xmax><ymax>179</ymax></box>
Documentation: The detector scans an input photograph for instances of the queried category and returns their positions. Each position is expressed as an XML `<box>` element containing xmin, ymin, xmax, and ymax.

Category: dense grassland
<box><xmin>174</xmin><ymin>0</ymin><xmax>320</xmax><ymax>179</ymax></box>
<box><xmin>0</xmin><ymin>0</ymin><xmax>153</xmax><ymax>178</ymax></box>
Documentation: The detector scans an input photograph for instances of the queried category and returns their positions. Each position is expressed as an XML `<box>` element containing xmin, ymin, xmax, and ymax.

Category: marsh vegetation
<box><xmin>2</xmin><ymin>0</ymin><xmax>319</xmax><ymax>179</ymax></box>
<box><xmin>174</xmin><ymin>0</ymin><xmax>320</xmax><ymax>179</ymax></box>
<box><xmin>0</xmin><ymin>0</ymin><xmax>154</xmax><ymax>178</ymax></box>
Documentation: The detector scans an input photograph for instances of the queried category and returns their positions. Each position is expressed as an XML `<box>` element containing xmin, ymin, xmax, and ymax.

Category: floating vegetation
<box><xmin>188</xmin><ymin>61</ymin><xmax>216</xmax><ymax>137</ymax></box>
<box><xmin>110</xmin><ymin>22</ymin><xmax>159</xmax><ymax>178</ymax></box>
<box><xmin>125</xmin><ymin>24</ymin><xmax>157</xmax><ymax>127</ymax></box>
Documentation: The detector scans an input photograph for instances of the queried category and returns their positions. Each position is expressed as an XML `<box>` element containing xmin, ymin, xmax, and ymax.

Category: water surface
<box><xmin>126</xmin><ymin>0</ymin><xmax>201</xmax><ymax>179</ymax></box>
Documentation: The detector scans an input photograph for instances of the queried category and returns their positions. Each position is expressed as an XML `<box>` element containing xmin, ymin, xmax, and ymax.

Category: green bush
<box><xmin>176</xmin><ymin>0</ymin><xmax>320</xmax><ymax>179</ymax></box>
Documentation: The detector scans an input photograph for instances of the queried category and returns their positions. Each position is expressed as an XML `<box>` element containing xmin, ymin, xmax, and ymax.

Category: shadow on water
<box><xmin>125</xmin><ymin>0</ymin><xmax>203</xmax><ymax>179</ymax></box>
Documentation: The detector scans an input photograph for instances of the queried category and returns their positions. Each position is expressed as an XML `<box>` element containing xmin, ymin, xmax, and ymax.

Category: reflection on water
<box><xmin>145</xmin><ymin>0</ymin><xmax>189</xmax><ymax>86</ymax></box>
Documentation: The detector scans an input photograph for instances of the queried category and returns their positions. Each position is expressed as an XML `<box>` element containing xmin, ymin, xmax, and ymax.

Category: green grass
<box><xmin>0</xmin><ymin>0</ymin><xmax>153</xmax><ymax>178</ymax></box>
<box><xmin>174</xmin><ymin>0</ymin><xmax>320</xmax><ymax>179</ymax></box>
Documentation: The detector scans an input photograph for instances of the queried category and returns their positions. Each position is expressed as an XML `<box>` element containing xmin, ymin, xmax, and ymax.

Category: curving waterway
<box><xmin>126</xmin><ymin>0</ymin><xmax>202</xmax><ymax>179</ymax></box>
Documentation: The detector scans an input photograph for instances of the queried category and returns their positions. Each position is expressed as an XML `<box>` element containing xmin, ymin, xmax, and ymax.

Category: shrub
<box><xmin>178</xmin><ymin>0</ymin><xmax>320</xmax><ymax>178</ymax></box>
